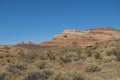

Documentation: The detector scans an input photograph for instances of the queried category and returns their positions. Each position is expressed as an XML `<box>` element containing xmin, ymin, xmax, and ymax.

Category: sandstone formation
<box><xmin>40</xmin><ymin>27</ymin><xmax>120</xmax><ymax>48</ymax></box>
<box><xmin>0</xmin><ymin>27</ymin><xmax>120</xmax><ymax>51</ymax></box>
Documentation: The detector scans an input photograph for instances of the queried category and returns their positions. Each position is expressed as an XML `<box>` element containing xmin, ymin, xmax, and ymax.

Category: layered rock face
<box><xmin>40</xmin><ymin>28</ymin><xmax>120</xmax><ymax>48</ymax></box>
<box><xmin>1</xmin><ymin>27</ymin><xmax>120</xmax><ymax>54</ymax></box>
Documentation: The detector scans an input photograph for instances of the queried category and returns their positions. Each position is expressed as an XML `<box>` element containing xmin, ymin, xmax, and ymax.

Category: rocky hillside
<box><xmin>0</xmin><ymin>27</ymin><xmax>120</xmax><ymax>53</ymax></box>
<box><xmin>40</xmin><ymin>27</ymin><xmax>120</xmax><ymax>48</ymax></box>
<box><xmin>0</xmin><ymin>27</ymin><xmax>120</xmax><ymax>80</ymax></box>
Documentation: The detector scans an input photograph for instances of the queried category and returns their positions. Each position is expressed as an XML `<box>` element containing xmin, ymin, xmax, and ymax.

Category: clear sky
<box><xmin>0</xmin><ymin>0</ymin><xmax>120</xmax><ymax>45</ymax></box>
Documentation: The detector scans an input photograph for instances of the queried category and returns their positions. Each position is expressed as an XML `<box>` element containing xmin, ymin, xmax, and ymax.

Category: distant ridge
<box><xmin>40</xmin><ymin>27</ymin><xmax>120</xmax><ymax>48</ymax></box>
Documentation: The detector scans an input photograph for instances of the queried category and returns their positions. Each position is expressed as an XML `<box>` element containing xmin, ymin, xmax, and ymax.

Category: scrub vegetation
<box><xmin>0</xmin><ymin>40</ymin><xmax>120</xmax><ymax>80</ymax></box>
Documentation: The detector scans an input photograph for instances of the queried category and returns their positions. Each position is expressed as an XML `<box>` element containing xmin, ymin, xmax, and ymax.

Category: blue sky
<box><xmin>0</xmin><ymin>0</ymin><xmax>120</xmax><ymax>45</ymax></box>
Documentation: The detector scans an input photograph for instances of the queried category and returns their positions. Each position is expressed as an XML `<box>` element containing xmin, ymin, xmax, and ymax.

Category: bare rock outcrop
<box><xmin>40</xmin><ymin>27</ymin><xmax>120</xmax><ymax>48</ymax></box>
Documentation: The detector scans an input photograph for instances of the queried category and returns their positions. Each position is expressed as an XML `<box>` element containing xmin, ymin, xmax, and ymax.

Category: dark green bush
<box><xmin>76</xmin><ymin>49</ymin><xmax>82</xmax><ymax>56</ymax></box>
<box><xmin>85</xmin><ymin>64</ymin><xmax>101</xmax><ymax>72</ymax></box>
<box><xmin>85</xmin><ymin>49</ymin><xmax>92</xmax><ymax>57</ymax></box>
<box><xmin>0</xmin><ymin>72</ymin><xmax>4</xmax><ymax>80</ymax></box>
<box><xmin>51</xmin><ymin>70</ymin><xmax>85</xmax><ymax>80</ymax></box>
<box><xmin>113</xmin><ymin>50</ymin><xmax>120</xmax><ymax>61</ymax></box>
<box><xmin>7</xmin><ymin>64</ymin><xmax>26</xmax><ymax>73</ymax></box>
<box><xmin>94</xmin><ymin>52</ymin><xmax>101</xmax><ymax>59</ymax></box>
<box><xmin>60</xmin><ymin>55</ymin><xmax>72</xmax><ymax>63</ymax></box>
<box><xmin>25</xmin><ymin>69</ymin><xmax>52</xmax><ymax>80</ymax></box>
<box><xmin>106</xmin><ymin>50</ymin><xmax>113</xmax><ymax>56</ymax></box>
<box><xmin>76</xmin><ymin>48</ymin><xmax>92</xmax><ymax>58</ymax></box>
<box><xmin>69</xmin><ymin>70</ymin><xmax>85</xmax><ymax>80</ymax></box>
<box><xmin>47</xmin><ymin>51</ymin><xmax>56</xmax><ymax>60</ymax></box>
<box><xmin>51</xmin><ymin>73</ymin><xmax>66</xmax><ymax>80</ymax></box>
<box><xmin>4</xmin><ymin>54</ymin><xmax>13</xmax><ymax>58</ymax></box>
<box><xmin>0</xmin><ymin>55</ymin><xmax>4</xmax><ymax>58</ymax></box>
<box><xmin>106</xmin><ymin>48</ymin><xmax>120</xmax><ymax>61</ymax></box>
<box><xmin>36</xmin><ymin>61</ymin><xmax>46</xmax><ymax>69</ymax></box>
<box><xmin>27</xmin><ymin>52</ymin><xmax>37</xmax><ymax>60</ymax></box>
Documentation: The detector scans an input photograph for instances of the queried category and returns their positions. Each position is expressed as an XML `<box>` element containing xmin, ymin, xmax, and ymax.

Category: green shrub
<box><xmin>76</xmin><ymin>48</ymin><xmax>92</xmax><ymax>59</ymax></box>
<box><xmin>0</xmin><ymin>72</ymin><xmax>4</xmax><ymax>80</ymax></box>
<box><xmin>39</xmin><ymin>53</ymin><xmax>48</xmax><ymax>60</ymax></box>
<box><xmin>51</xmin><ymin>73</ymin><xmax>71</xmax><ymax>80</ymax></box>
<box><xmin>94</xmin><ymin>52</ymin><xmax>101</xmax><ymax>59</ymax></box>
<box><xmin>60</xmin><ymin>55</ymin><xmax>72</xmax><ymax>63</ymax></box>
<box><xmin>85</xmin><ymin>64</ymin><xmax>101</xmax><ymax>72</ymax></box>
<box><xmin>17</xmin><ymin>52</ymin><xmax>25</xmax><ymax>59</ymax></box>
<box><xmin>111</xmin><ymin>48</ymin><xmax>120</xmax><ymax>61</ymax></box>
<box><xmin>5</xmin><ymin>53</ymin><xmax>13</xmax><ymax>58</ymax></box>
<box><xmin>68</xmin><ymin>70</ymin><xmax>85</xmax><ymax>80</ymax></box>
<box><xmin>25</xmin><ymin>72</ymin><xmax>40</xmax><ymax>80</ymax></box>
<box><xmin>6</xmin><ymin>59</ymin><xmax>10</xmax><ymax>63</ymax></box>
<box><xmin>27</xmin><ymin>52</ymin><xmax>37</xmax><ymax>60</ymax></box>
<box><xmin>36</xmin><ymin>61</ymin><xmax>46</xmax><ymax>69</ymax></box>
<box><xmin>50</xmin><ymin>73</ymin><xmax>66</xmax><ymax>80</ymax></box>
<box><xmin>76</xmin><ymin>49</ymin><xmax>82</xmax><ymax>56</ymax></box>
<box><xmin>84</xmin><ymin>48</ymin><xmax>92</xmax><ymax>57</ymax></box>
<box><xmin>24</xmin><ymin>69</ymin><xmax>52</xmax><ymax>80</ymax></box>
<box><xmin>7</xmin><ymin>64</ymin><xmax>26</xmax><ymax>73</ymax></box>
<box><xmin>47</xmin><ymin>51</ymin><xmax>56</xmax><ymax>60</ymax></box>
<box><xmin>106</xmin><ymin>50</ymin><xmax>113</xmax><ymax>56</ymax></box>
<box><xmin>106</xmin><ymin>48</ymin><xmax>120</xmax><ymax>61</ymax></box>
<box><xmin>0</xmin><ymin>55</ymin><xmax>4</xmax><ymax>58</ymax></box>
<box><xmin>50</xmin><ymin>70</ymin><xmax>85</xmax><ymax>80</ymax></box>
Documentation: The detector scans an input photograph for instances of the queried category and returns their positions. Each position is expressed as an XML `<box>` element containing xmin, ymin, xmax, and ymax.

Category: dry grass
<box><xmin>0</xmin><ymin>40</ymin><xmax>120</xmax><ymax>80</ymax></box>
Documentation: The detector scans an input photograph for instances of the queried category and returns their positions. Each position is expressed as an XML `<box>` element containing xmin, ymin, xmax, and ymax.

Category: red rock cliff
<box><xmin>40</xmin><ymin>28</ymin><xmax>120</xmax><ymax>48</ymax></box>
